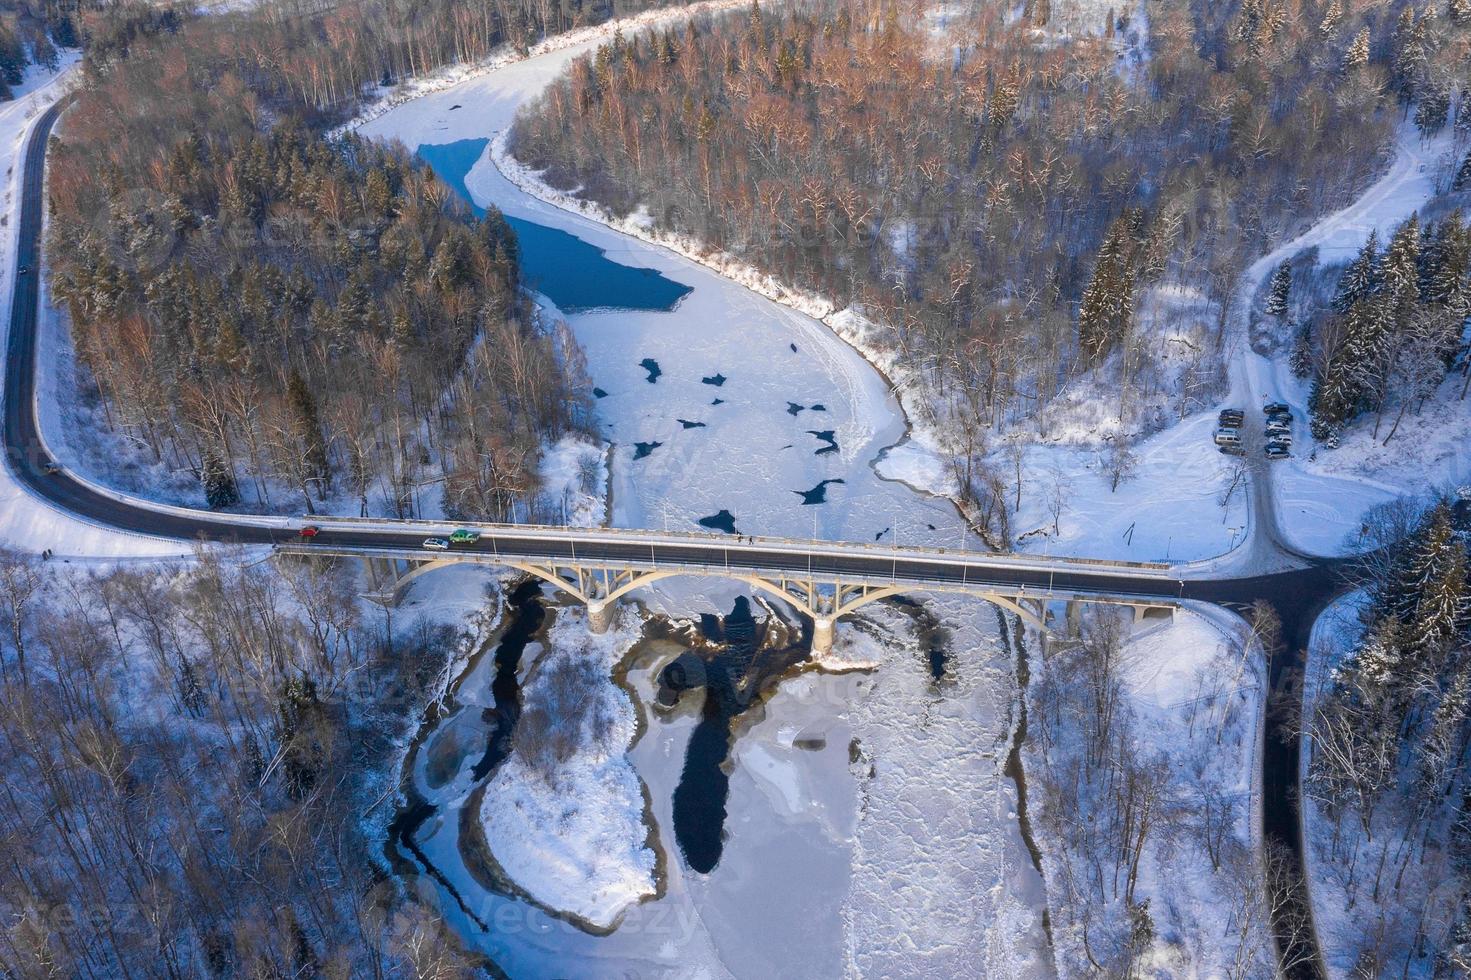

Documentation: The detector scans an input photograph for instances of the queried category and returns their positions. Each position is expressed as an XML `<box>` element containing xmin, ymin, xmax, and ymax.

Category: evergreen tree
<box><xmin>1291</xmin><ymin>322</ymin><xmax>1313</xmax><ymax>378</ymax></box>
<box><xmin>201</xmin><ymin>443</ymin><xmax>240</xmax><ymax>509</ymax></box>
<box><xmin>1077</xmin><ymin>217</ymin><xmax>1136</xmax><ymax>366</ymax></box>
<box><xmin>1454</xmin><ymin>149</ymin><xmax>1471</xmax><ymax>192</ymax></box>
<box><xmin>1266</xmin><ymin>259</ymin><xmax>1292</xmax><ymax>318</ymax></box>
<box><xmin>1343</xmin><ymin>26</ymin><xmax>1370</xmax><ymax>72</ymax></box>
<box><xmin>287</xmin><ymin>370</ymin><xmax>331</xmax><ymax>494</ymax></box>
<box><xmin>1416</xmin><ymin>84</ymin><xmax>1451</xmax><ymax>137</ymax></box>
<box><xmin>1391</xmin><ymin>10</ymin><xmax>1428</xmax><ymax>100</ymax></box>
<box><xmin>1333</xmin><ymin>232</ymin><xmax>1380</xmax><ymax>314</ymax></box>
<box><xmin>0</xmin><ymin>23</ymin><xmax>24</xmax><ymax>88</ymax></box>
<box><xmin>1319</xmin><ymin>0</ymin><xmax>1342</xmax><ymax>39</ymax></box>
<box><xmin>1454</xmin><ymin>0</ymin><xmax>1471</xmax><ymax>26</ymax></box>
<box><xmin>1378</xmin><ymin>504</ymin><xmax>1470</xmax><ymax>669</ymax></box>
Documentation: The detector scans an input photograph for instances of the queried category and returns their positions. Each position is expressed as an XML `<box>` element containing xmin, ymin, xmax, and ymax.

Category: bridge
<box><xmin>276</xmin><ymin>519</ymin><xmax>1183</xmax><ymax>654</ymax></box>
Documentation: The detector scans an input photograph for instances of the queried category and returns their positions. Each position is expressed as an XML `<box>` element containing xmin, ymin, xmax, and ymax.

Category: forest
<box><xmin>0</xmin><ymin>0</ymin><xmax>73</xmax><ymax>98</ymax></box>
<box><xmin>1306</xmin><ymin>497</ymin><xmax>1471</xmax><ymax>974</ymax></box>
<box><xmin>45</xmin><ymin>0</ymin><xmax>693</xmax><ymax>518</ymax></box>
<box><xmin>0</xmin><ymin>548</ymin><xmax>493</xmax><ymax>976</ymax></box>
<box><xmin>509</xmin><ymin>0</ymin><xmax>1471</xmax><ymax>539</ymax></box>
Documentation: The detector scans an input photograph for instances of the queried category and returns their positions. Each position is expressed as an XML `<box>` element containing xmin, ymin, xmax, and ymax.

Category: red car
<box><xmin>298</xmin><ymin>525</ymin><xmax>320</xmax><ymax>540</ymax></box>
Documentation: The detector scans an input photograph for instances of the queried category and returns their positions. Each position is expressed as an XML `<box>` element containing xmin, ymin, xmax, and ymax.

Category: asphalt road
<box><xmin>3</xmin><ymin>94</ymin><xmax>1335</xmax><ymax>978</ymax></box>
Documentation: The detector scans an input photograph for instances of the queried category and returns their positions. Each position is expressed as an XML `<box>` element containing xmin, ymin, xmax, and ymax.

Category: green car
<box><xmin>449</xmin><ymin>529</ymin><xmax>481</xmax><ymax>545</ymax></box>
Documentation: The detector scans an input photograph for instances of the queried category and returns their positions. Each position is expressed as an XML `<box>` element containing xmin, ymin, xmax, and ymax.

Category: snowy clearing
<box><xmin>479</xmin><ymin>603</ymin><xmax>655</xmax><ymax>929</ymax></box>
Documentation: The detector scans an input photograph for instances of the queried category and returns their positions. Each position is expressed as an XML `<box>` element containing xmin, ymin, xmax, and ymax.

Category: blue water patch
<box><xmin>702</xmin><ymin>373</ymin><xmax>727</xmax><ymax>387</ymax></box>
<box><xmin>678</xmin><ymin>419</ymin><xmax>706</xmax><ymax>429</ymax></box>
<box><xmin>807</xmin><ymin>430</ymin><xmax>839</xmax><ymax>455</ymax></box>
<box><xmin>415</xmin><ymin>139</ymin><xmax>692</xmax><ymax>313</ymax></box>
<box><xmin>633</xmin><ymin>441</ymin><xmax>662</xmax><ymax>460</ymax></box>
<box><xmin>697</xmin><ymin>510</ymin><xmax>738</xmax><ymax>534</ymax></box>
<box><xmin>794</xmin><ymin>478</ymin><xmax>845</xmax><ymax>505</ymax></box>
<box><xmin>639</xmin><ymin>358</ymin><xmax>662</xmax><ymax>383</ymax></box>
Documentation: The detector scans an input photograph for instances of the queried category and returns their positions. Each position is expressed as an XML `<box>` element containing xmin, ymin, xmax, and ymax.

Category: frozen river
<box><xmin>359</xmin><ymin>48</ymin><xmax>966</xmax><ymax>548</ymax></box>
<box><xmin>358</xmin><ymin>23</ymin><xmax>1051</xmax><ymax>979</ymax></box>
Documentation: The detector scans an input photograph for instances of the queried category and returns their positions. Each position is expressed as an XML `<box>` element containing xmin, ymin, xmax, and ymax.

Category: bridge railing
<box><xmin>294</xmin><ymin>515</ymin><xmax>1176</xmax><ymax>577</ymax></box>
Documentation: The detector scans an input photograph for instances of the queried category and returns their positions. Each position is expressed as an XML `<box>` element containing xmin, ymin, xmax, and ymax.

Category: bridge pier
<box><xmin>587</xmin><ymin>598</ymin><xmax>615</xmax><ymax>634</ymax></box>
<box><xmin>811</xmin><ymin>616</ymin><xmax>835</xmax><ymax>658</ymax></box>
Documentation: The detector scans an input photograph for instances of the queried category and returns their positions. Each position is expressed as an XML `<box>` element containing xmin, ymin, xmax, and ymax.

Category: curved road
<box><xmin>5</xmin><ymin>95</ymin><xmax>1337</xmax><ymax>977</ymax></box>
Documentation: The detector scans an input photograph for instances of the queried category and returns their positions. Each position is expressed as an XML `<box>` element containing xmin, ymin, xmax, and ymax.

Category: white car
<box><xmin>422</xmin><ymin>537</ymin><xmax>451</xmax><ymax>551</ymax></box>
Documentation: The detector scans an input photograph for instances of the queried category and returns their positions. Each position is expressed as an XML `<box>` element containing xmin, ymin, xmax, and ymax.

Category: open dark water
<box><xmin>415</xmin><ymin>138</ymin><xmax>692</xmax><ymax>313</ymax></box>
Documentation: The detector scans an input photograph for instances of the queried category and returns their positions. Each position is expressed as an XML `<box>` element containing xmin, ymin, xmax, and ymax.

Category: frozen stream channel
<box><xmin>359</xmin><ymin>23</ymin><xmax>1050</xmax><ymax>979</ymax></box>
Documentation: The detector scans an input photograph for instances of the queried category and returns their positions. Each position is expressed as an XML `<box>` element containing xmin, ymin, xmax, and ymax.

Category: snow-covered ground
<box><xmin>478</xmin><ymin>604</ymin><xmax>654</xmax><ymax>929</ymax></box>
<box><xmin>0</xmin><ymin>54</ymin><xmax>188</xmax><ymax>559</ymax></box>
<box><xmin>1027</xmin><ymin>605</ymin><xmax>1271</xmax><ymax>977</ymax></box>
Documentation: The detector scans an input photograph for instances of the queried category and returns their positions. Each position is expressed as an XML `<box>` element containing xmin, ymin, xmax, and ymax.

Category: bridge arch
<box><xmin>351</xmin><ymin>554</ymin><xmax>1119</xmax><ymax>656</ymax></box>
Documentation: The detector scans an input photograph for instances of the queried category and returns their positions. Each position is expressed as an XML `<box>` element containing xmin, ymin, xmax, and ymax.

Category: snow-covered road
<box><xmin>1227</xmin><ymin>123</ymin><xmax>1460</xmax><ymax>561</ymax></box>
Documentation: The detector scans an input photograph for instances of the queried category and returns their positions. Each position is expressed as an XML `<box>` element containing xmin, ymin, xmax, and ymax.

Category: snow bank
<box><xmin>479</xmin><ymin>604</ymin><xmax>654</xmax><ymax>929</ymax></box>
<box><xmin>537</xmin><ymin>433</ymin><xmax>608</xmax><ymax>527</ymax></box>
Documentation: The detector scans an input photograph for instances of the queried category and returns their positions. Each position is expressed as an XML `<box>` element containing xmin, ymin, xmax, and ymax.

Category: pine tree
<box><xmin>1343</xmin><ymin>27</ymin><xmax>1370</xmax><ymax>72</ymax></box>
<box><xmin>287</xmin><ymin>370</ymin><xmax>331</xmax><ymax>494</ymax></box>
<box><xmin>1454</xmin><ymin>0</ymin><xmax>1471</xmax><ymax>25</ymax></box>
<box><xmin>1319</xmin><ymin>0</ymin><xmax>1342</xmax><ymax>39</ymax></box>
<box><xmin>1454</xmin><ymin>149</ymin><xmax>1471</xmax><ymax>192</ymax></box>
<box><xmin>1417</xmin><ymin>670</ymin><xmax>1469</xmax><ymax>793</ymax></box>
<box><xmin>1416</xmin><ymin>84</ymin><xmax>1451</xmax><ymax>137</ymax></box>
<box><xmin>1334</xmin><ymin>232</ymin><xmax>1381</xmax><ymax>314</ymax></box>
<box><xmin>1077</xmin><ymin>219</ymin><xmax>1136</xmax><ymax>366</ymax></box>
<box><xmin>1266</xmin><ymin>260</ymin><xmax>1292</xmax><ymax>318</ymax></box>
<box><xmin>1380</xmin><ymin>503</ymin><xmax>1470</xmax><ymax>664</ymax></box>
<box><xmin>201</xmin><ymin>443</ymin><xmax>240</xmax><ymax>509</ymax></box>
<box><xmin>1291</xmin><ymin>322</ymin><xmax>1314</xmax><ymax>378</ymax></box>
<box><xmin>1391</xmin><ymin>10</ymin><xmax>1428</xmax><ymax>100</ymax></box>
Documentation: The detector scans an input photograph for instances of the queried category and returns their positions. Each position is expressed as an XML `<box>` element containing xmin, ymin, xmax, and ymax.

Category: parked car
<box><xmin>1219</xmin><ymin>443</ymin><xmax>1246</xmax><ymax>457</ymax></box>
<box><xmin>422</xmin><ymin>537</ymin><xmax>451</xmax><ymax>551</ymax></box>
<box><xmin>1265</xmin><ymin>443</ymin><xmax>1291</xmax><ymax>459</ymax></box>
<box><xmin>298</xmin><ymin>525</ymin><xmax>320</xmax><ymax>540</ymax></box>
<box><xmin>1218</xmin><ymin>409</ymin><xmax>1244</xmax><ymax>427</ymax></box>
<box><xmin>1214</xmin><ymin>427</ymin><xmax>1243</xmax><ymax>446</ymax></box>
<box><xmin>1263</xmin><ymin>401</ymin><xmax>1290</xmax><ymax>416</ymax></box>
<box><xmin>449</xmin><ymin>529</ymin><xmax>481</xmax><ymax>545</ymax></box>
<box><xmin>1266</xmin><ymin>422</ymin><xmax>1292</xmax><ymax>438</ymax></box>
